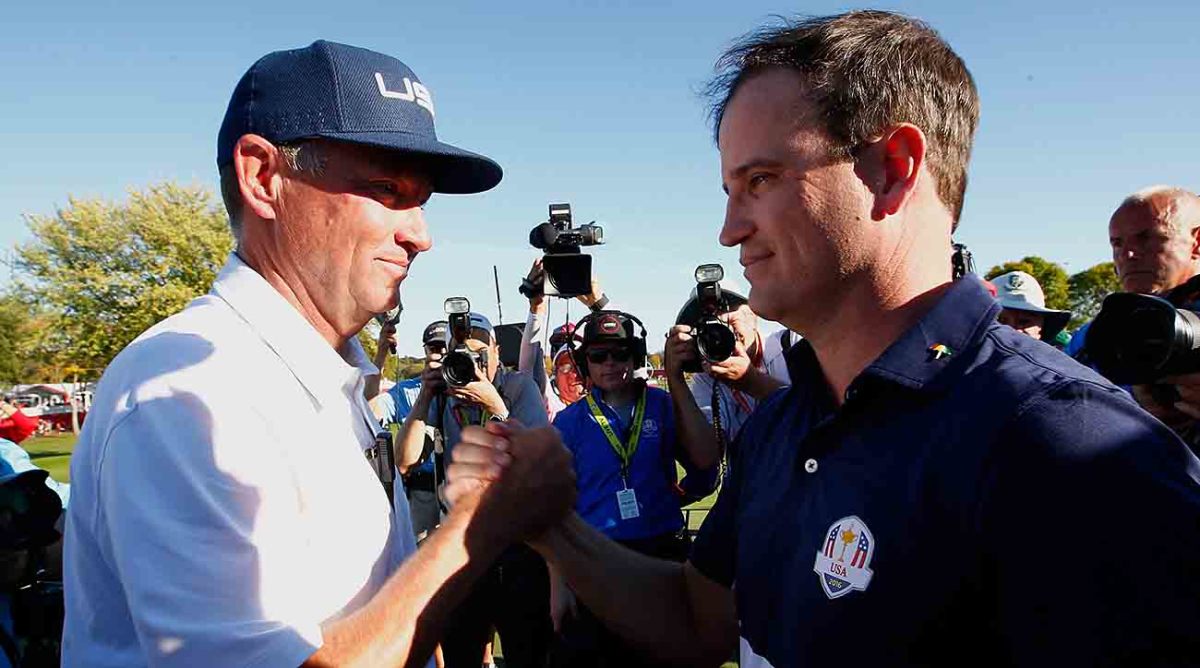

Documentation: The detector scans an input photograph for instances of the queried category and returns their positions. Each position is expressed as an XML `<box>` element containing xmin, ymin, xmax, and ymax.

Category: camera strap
<box><xmin>451</xmin><ymin>404</ymin><xmax>492</xmax><ymax>428</ymax></box>
<box><xmin>586</xmin><ymin>390</ymin><xmax>647</xmax><ymax>483</ymax></box>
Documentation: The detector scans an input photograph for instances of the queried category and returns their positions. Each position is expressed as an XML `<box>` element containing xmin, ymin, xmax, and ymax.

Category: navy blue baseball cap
<box><xmin>217</xmin><ymin>40</ymin><xmax>502</xmax><ymax>194</ymax></box>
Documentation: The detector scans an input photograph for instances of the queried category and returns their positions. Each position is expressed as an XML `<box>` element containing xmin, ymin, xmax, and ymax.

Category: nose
<box><xmin>398</xmin><ymin>207</ymin><xmax>432</xmax><ymax>254</ymax></box>
<box><xmin>719</xmin><ymin>195</ymin><xmax>753</xmax><ymax>248</ymax></box>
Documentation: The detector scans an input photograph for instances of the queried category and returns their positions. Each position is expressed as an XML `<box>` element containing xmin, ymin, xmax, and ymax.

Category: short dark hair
<box><xmin>706</xmin><ymin>10</ymin><xmax>979</xmax><ymax>227</ymax></box>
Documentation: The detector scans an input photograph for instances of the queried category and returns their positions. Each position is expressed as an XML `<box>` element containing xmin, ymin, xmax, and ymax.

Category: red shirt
<box><xmin>0</xmin><ymin>408</ymin><xmax>38</xmax><ymax>443</ymax></box>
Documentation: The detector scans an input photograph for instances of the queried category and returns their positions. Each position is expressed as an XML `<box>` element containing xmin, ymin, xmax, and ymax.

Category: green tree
<box><xmin>0</xmin><ymin>294</ymin><xmax>43</xmax><ymax>383</ymax></box>
<box><xmin>1067</xmin><ymin>262</ymin><xmax>1121</xmax><ymax>327</ymax></box>
<box><xmin>985</xmin><ymin>256</ymin><xmax>1070</xmax><ymax>310</ymax></box>
<box><xmin>15</xmin><ymin>183</ymin><xmax>234</xmax><ymax>376</ymax></box>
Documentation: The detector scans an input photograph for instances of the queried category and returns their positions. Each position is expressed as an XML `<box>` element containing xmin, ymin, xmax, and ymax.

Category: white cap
<box><xmin>991</xmin><ymin>271</ymin><xmax>1072</xmax><ymax>339</ymax></box>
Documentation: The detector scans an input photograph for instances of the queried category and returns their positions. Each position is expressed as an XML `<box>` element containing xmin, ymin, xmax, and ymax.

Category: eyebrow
<box><xmin>722</xmin><ymin>158</ymin><xmax>787</xmax><ymax>193</ymax></box>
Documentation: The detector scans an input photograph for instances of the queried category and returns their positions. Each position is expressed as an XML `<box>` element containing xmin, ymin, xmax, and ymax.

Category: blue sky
<box><xmin>3</xmin><ymin>0</ymin><xmax>1198</xmax><ymax>356</ymax></box>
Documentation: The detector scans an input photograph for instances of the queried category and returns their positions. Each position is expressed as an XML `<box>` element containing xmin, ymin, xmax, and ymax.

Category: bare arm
<box><xmin>446</xmin><ymin>424</ymin><xmax>735</xmax><ymax>667</ymax></box>
<box><xmin>308</xmin><ymin>418</ymin><xmax>577</xmax><ymax>668</ymax></box>
<box><xmin>303</xmin><ymin>496</ymin><xmax>505</xmax><ymax>668</ymax></box>
<box><xmin>725</xmin><ymin>364</ymin><xmax>785</xmax><ymax>401</ymax></box>
<box><xmin>396</xmin><ymin>387</ymin><xmax>436</xmax><ymax>474</ymax></box>
<box><xmin>364</xmin><ymin>323</ymin><xmax>397</xmax><ymax>401</ymax></box>
<box><xmin>664</xmin><ymin>326</ymin><xmax>721</xmax><ymax>470</ymax></box>
<box><xmin>532</xmin><ymin>514</ymin><xmax>736</xmax><ymax>667</ymax></box>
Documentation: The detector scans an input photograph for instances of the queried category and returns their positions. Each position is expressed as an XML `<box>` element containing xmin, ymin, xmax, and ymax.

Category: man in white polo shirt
<box><xmin>62</xmin><ymin>40</ymin><xmax>575</xmax><ymax>668</ymax></box>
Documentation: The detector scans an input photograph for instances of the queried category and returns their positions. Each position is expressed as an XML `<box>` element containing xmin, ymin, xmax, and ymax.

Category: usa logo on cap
<box><xmin>598</xmin><ymin>315</ymin><xmax>622</xmax><ymax>334</ymax></box>
<box><xmin>813</xmin><ymin>515</ymin><xmax>875</xmax><ymax>599</ymax></box>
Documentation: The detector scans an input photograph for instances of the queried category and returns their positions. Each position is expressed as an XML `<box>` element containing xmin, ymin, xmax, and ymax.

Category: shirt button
<box><xmin>804</xmin><ymin>458</ymin><xmax>819</xmax><ymax>474</ymax></box>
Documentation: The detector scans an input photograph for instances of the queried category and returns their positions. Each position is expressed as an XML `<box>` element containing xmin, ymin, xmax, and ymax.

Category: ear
<box><xmin>865</xmin><ymin>124</ymin><xmax>927</xmax><ymax>222</ymax></box>
<box><xmin>1190</xmin><ymin>224</ymin><xmax>1200</xmax><ymax>261</ymax></box>
<box><xmin>232</xmin><ymin>134</ymin><xmax>286</xmax><ymax>222</ymax></box>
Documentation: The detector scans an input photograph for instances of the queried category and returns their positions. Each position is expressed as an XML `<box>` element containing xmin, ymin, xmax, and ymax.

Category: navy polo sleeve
<box><xmin>983</xmin><ymin>378</ymin><xmax>1200</xmax><ymax>665</ymax></box>
<box><xmin>688</xmin><ymin>431</ymin><xmax>741</xmax><ymax>588</ymax></box>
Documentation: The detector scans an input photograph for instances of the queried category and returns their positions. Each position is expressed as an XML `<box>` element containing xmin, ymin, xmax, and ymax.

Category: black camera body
<box><xmin>442</xmin><ymin>297</ymin><xmax>487</xmax><ymax>387</ymax></box>
<box><xmin>678</xmin><ymin>264</ymin><xmax>737</xmax><ymax>374</ymax></box>
<box><xmin>1085</xmin><ymin>278</ymin><xmax>1200</xmax><ymax>385</ymax></box>
<box><xmin>521</xmin><ymin>203</ymin><xmax>604</xmax><ymax>299</ymax></box>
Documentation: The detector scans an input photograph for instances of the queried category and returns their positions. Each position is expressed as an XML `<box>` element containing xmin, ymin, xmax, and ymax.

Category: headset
<box><xmin>569</xmin><ymin>310</ymin><xmax>649</xmax><ymax>379</ymax></box>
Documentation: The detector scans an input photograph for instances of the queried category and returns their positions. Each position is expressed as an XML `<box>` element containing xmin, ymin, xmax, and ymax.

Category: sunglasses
<box><xmin>586</xmin><ymin>348</ymin><xmax>632</xmax><ymax>364</ymax></box>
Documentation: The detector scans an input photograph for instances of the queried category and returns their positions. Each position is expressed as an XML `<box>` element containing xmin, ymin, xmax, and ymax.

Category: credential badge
<box><xmin>813</xmin><ymin>515</ymin><xmax>875</xmax><ymax>599</ymax></box>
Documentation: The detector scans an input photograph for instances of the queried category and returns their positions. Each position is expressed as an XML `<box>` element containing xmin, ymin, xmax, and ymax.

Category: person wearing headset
<box><xmin>547</xmin><ymin>311</ymin><xmax>720</xmax><ymax>668</ymax></box>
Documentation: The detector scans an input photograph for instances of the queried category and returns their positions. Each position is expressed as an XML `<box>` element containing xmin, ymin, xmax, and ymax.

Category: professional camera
<box><xmin>1084</xmin><ymin>279</ymin><xmax>1200</xmax><ymax>385</ymax></box>
<box><xmin>952</xmin><ymin>242</ymin><xmax>975</xmax><ymax>280</ymax></box>
<box><xmin>520</xmin><ymin>203</ymin><xmax>604</xmax><ymax>298</ymax></box>
<box><xmin>442</xmin><ymin>297</ymin><xmax>486</xmax><ymax>387</ymax></box>
<box><xmin>675</xmin><ymin>264</ymin><xmax>740</xmax><ymax>374</ymax></box>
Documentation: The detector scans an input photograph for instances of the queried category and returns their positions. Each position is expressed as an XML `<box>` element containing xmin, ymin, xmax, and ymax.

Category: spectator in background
<box><xmin>666</xmin><ymin>289</ymin><xmax>786</xmax><ymax>484</ymax></box>
<box><xmin>396</xmin><ymin>312</ymin><xmax>554</xmax><ymax>668</ymax></box>
<box><xmin>548</xmin><ymin>310</ymin><xmax>719</xmax><ymax>668</ymax></box>
<box><xmin>519</xmin><ymin>258</ymin><xmax>609</xmax><ymax>420</ymax></box>
<box><xmin>991</xmin><ymin>270</ymin><xmax>1071</xmax><ymax>342</ymax></box>
<box><xmin>0</xmin><ymin>400</ymin><xmax>38</xmax><ymax>445</ymax></box>
<box><xmin>1081</xmin><ymin>186</ymin><xmax>1200</xmax><ymax>447</ymax></box>
<box><xmin>375</xmin><ymin>321</ymin><xmax>449</xmax><ymax>543</ymax></box>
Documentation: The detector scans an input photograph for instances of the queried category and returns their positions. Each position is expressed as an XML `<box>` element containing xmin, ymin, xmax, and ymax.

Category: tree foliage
<box><xmin>1067</xmin><ymin>262</ymin><xmax>1121</xmax><ymax>327</ymax></box>
<box><xmin>15</xmin><ymin>183</ymin><xmax>234</xmax><ymax>376</ymax></box>
<box><xmin>0</xmin><ymin>294</ymin><xmax>44</xmax><ymax>383</ymax></box>
<box><xmin>985</xmin><ymin>256</ymin><xmax>1071</xmax><ymax>310</ymax></box>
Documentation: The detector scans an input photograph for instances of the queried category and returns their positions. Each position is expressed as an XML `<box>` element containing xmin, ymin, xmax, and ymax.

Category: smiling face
<box><xmin>553</xmin><ymin>350</ymin><xmax>585</xmax><ymax>403</ymax></box>
<box><xmin>717</xmin><ymin>69</ymin><xmax>876</xmax><ymax>328</ymax></box>
<box><xmin>273</xmin><ymin>140</ymin><xmax>434</xmax><ymax>336</ymax></box>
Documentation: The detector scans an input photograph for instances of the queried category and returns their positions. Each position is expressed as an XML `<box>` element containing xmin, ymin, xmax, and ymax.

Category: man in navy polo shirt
<box><xmin>447</xmin><ymin>10</ymin><xmax>1200</xmax><ymax>667</ymax></box>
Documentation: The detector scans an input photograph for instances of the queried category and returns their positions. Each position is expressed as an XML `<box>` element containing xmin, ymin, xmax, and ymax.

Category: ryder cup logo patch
<box><xmin>642</xmin><ymin>418</ymin><xmax>659</xmax><ymax>437</ymax></box>
<box><xmin>813</xmin><ymin>516</ymin><xmax>875</xmax><ymax>599</ymax></box>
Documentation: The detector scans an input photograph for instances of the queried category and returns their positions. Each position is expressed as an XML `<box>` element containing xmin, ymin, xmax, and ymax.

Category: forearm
<box><xmin>670</xmin><ymin>379</ymin><xmax>722</xmax><ymax>470</ymax></box>
<box><xmin>396</xmin><ymin>393</ymin><xmax>434</xmax><ymax>473</ymax></box>
<box><xmin>519</xmin><ymin>309</ymin><xmax>549</xmax><ymax>393</ymax></box>
<box><xmin>732</xmin><ymin>366</ymin><xmax>785</xmax><ymax>400</ymax></box>
<box><xmin>308</xmin><ymin>501</ymin><xmax>507</xmax><ymax>667</ymax></box>
<box><xmin>364</xmin><ymin>374</ymin><xmax>383</xmax><ymax>402</ymax></box>
<box><xmin>532</xmin><ymin>514</ymin><xmax>730</xmax><ymax>666</ymax></box>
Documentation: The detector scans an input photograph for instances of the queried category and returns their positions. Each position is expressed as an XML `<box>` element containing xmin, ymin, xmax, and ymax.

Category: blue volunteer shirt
<box><xmin>377</xmin><ymin>376</ymin><xmax>432</xmax><ymax>474</ymax></box>
<box><xmin>554</xmin><ymin>385</ymin><xmax>687</xmax><ymax>541</ymax></box>
<box><xmin>691</xmin><ymin>276</ymin><xmax>1200</xmax><ymax>667</ymax></box>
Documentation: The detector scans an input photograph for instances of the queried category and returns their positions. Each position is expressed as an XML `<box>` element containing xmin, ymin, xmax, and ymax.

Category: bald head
<box><xmin>1109</xmin><ymin>186</ymin><xmax>1200</xmax><ymax>294</ymax></box>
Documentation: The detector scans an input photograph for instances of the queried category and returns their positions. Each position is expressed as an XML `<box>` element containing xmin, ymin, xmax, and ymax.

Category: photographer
<box><xmin>666</xmin><ymin>290</ymin><xmax>785</xmax><ymax>482</ymax></box>
<box><xmin>396</xmin><ymin>312</ymin><xmax>553</xmax><ymax>668</ymax></box>
<box><xmin>1081</xmin><ymin>187</ymin><xmax>1200</xmax><ymax>444</ymax></box>
<box><xmin>518</xmin><ymin>258</ymin><xmax>607</xmax><ymax>419</ymax></box>
<box><xmin>548</xmin><ymin>310</ymin><xmax>719</xmax><ymax>668</ymax></box>
<box><xmin>375</xmin><ymin>321</ymin><xmax>449</xmax><ymax>542</ymax></box>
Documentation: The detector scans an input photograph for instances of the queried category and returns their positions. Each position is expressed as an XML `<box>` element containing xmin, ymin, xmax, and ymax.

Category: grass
<box><xmin>23</xmin><ymin>432</ymin><xmax>77</xmax><ymax>482</ymax></box>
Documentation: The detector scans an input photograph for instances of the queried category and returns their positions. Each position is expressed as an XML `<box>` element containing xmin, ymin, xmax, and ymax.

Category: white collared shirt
<box><xmin>63</xmin><ymin>254</ymin><xmax>422</xmax><ymax>668</ymax></box>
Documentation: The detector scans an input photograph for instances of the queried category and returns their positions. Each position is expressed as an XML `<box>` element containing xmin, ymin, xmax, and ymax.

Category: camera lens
<box><xmin>697</xmin><ymin>320</ymin><xmax>736</xmax><ymax>363</ymax></box>
<box><xmin>442</xmin><ymin>351</ymin><xmax>478</xmax><ymax>387</ymax></box>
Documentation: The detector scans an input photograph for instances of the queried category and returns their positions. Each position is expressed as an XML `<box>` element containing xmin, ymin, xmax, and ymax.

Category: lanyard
<box><xmin>451</xmin><ymin>403</ymin><xmax>491</xmax><ymax>428</ymax></box>
<box><xmin>586</xmin><ymin>390</ymin><xmax>646</xmax><ymax>478</ymax></box>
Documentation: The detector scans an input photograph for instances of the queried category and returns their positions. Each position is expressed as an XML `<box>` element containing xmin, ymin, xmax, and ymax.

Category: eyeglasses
<box><xmin>586</xmin><ymin>348</ymin><xmax>632</xmax><ymax>364</ymax></box>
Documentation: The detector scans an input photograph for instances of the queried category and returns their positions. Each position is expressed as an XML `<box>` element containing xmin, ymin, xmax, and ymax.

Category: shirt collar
<box><xmin>210</xmin><ymin>253</ymin><xmax>379</xmax><ymax>407</ymax></box>
<box><xmin>859</xmin><ymin>275</ymin><xmax>1000</xmax><ymax>391</ymax></box>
